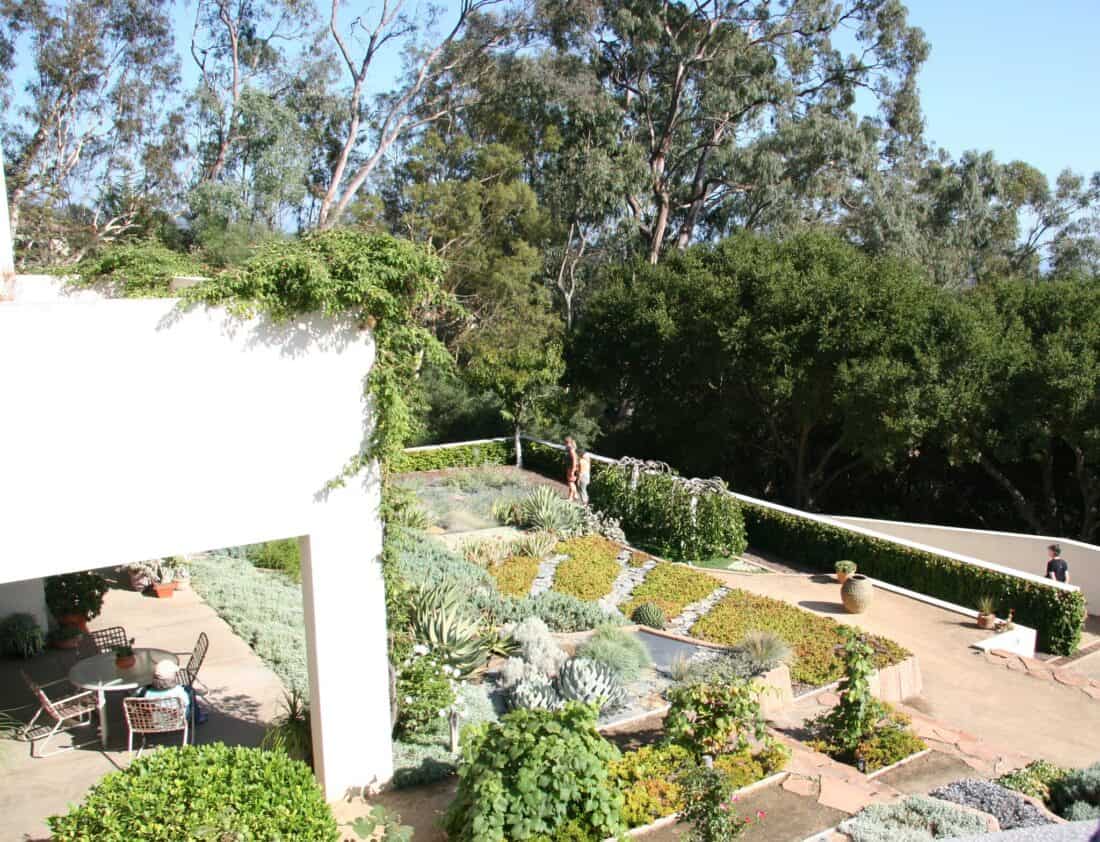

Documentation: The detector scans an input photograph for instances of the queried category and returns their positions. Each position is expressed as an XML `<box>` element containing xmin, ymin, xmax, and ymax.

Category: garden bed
<box><xmin>393</xmin><ymin>466</ymin><xmax>554</xmax><ymax>534</ymax></box>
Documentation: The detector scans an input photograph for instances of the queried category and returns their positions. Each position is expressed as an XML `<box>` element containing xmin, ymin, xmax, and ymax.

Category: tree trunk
<box><xmin>979</xmin><ymin>454</ymin><xmax>1043</xmax><ymax>533</ymax></box>
<box><xmin>647</xmin><ymin>194</ymin><xmax>671</xmax><ymax>265</ymax></box>
<box><xmin>514</xmin><ymin>426</ymin><xmax>523</xmax><ymax>469</ymax></box>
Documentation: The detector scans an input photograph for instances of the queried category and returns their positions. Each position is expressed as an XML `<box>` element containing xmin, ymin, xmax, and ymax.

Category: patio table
<box><xmin>68</xmin><ymin>648</ymin><xmax>178</xmax><ymax>747</ymax></box>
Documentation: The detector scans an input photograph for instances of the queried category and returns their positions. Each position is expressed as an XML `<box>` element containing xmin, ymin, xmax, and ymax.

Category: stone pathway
<box><xmin>600</xmin><ymin>548</ymin><xmax>658</xmax><ymax>611</ymax></box>
<box><xmin>981</xmin><ymin>648</ymin><xmax>1100</xmax><ymax>703</ymax></box>
<box><xmin>666</xmin><ymin>586</ymin><xmax>730</xmax><ymax>635</ymax></box>
<box><xmin>529</xmin><ymin>552</ymin><xmax>568</xmax><ymax>596</ymax></box>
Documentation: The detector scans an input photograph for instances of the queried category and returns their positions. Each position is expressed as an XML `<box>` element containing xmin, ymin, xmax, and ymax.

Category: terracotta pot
<box><xmin>152</xmin><ymin>582</ymin><xmax>176</xmax><ymax>598</ymax></box>
<box><xmin>841</xmin><ymin>574</ymin><xmax>873</xmax><ymax>614</ymax></box>
<box><xmin>57</xmin><ymin>614</ymin><xmax>89</xmax><ymax>633</ymax></box>
<box><xmin>115</xmin><ymin>655</ymin><xmax>136</xmax><ymax>669</ymax></box>
<box><xmin>977</xmin><ymin>613</ymin><xmax>997</xmax><ymax>630</ymax></box>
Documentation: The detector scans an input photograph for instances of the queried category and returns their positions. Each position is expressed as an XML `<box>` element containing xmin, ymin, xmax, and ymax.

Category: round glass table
<box><xmin>68</xmin><ymin>648</ymin><xmax>178</xmax><ymax>746</ymax></box>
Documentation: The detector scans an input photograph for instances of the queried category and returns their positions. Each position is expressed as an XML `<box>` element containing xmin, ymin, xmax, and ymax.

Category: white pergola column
<box><xmin>300</xmin><ymin>502</ymin><xmax>393</xmax><ymax>799</ymax></box>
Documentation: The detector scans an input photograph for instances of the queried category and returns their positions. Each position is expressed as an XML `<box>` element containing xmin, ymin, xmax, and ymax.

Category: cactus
<box><xmin>508</xmin><ymin>678</ymin><xmax>562</xmax><ymax>711</ymax></box>
<box><xmin>631</xmin><ymin>602</ymin><xmax>666</xmax><ymax>630</ymax></box>
<box><xmin>554</xmin><ymin>657</ymin><xmax>626</xmax><ymax>713</ymax></box>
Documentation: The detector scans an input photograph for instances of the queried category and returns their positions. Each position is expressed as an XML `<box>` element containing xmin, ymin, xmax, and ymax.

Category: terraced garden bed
<box><xmin>552</xmin><ymin>535</ymin><xmax>623</xmax><ymax>601</ymax></box>
<box><xmin>619</xmin><ymin>562</ymin><xmax>720</xmax><ymax>619</ymax></box>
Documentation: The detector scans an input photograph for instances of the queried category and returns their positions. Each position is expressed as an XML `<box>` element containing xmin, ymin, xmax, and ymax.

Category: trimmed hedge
<box><xmin>591</xmin><ymin>463</ymin><xmax>747</xmax><ymax>562</ymax></box>
<box><xmin>523</xmin><ymin>439</ymin><xmax>574</xmax><ymax>481</ymax></box>
<box><xmin>47</xmin><ymin>744</ymin><xmax>338</xmax><ymax>841</ymax></box>
<box><xmin>393</xmin><ymin>439</ymin><xmax>512</xmax><ymax>472</ymax></box>
<box><xmin>742</xmin><ymin>502</ymin><xmax>1087</xmax><ymax>655</ymax></box>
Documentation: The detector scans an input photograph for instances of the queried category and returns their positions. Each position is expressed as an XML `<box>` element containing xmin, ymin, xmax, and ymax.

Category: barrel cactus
<box><xmin>554</xmin><ymin>657</ymin><xmax>626</xmax><ymax>713</ymax></box>
<box><xmin>631</xmin><ymin>602</ymin><xmax>666</xmax><ymax>630</ymax></box>
<box><xmin>508</xmin><ymin>678</ymin><xmax>562</xmax><ymax>712</ymax></box>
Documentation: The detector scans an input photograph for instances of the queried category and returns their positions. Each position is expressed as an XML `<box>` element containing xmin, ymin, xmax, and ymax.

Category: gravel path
<box><xmin>528</xmin><ymin>553</ymin><xmax>567</xmax><ymax>596</ymax></box>
<box><xmin>600</xmin><ymin>549</ymin><xmax>658</xmax><ymax>611</ymax></box>
<box><xmin>667</xmin><ymin>585</ymin><xmax>731</xmax><ymax>635</ymax></box>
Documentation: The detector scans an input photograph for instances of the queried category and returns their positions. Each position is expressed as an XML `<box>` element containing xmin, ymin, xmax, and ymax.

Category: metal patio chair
<box><xmin>19</xmin><ymin>670</ymin><xmax>99</xmax><ymax>758</ymax></box>
<box><xmin>79</xmin><ymin>625</ymin><xmax>131</xmax><ymax>656</ymax></box>
<box><xmin>122</xmin><ymin>696</ymin><xmax>189</xmax><ymax>755</ymax></box>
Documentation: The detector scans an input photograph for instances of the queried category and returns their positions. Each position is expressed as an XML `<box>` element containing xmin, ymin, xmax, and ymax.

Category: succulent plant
<box><xmin>554</xmin><ymin>657</ymin><xmax>626</xmax><ymax>713</ymax></box>
<box><xmin>508</xmin><ymin>678</ymin><xmax>562</xmax><ymax>712</ymax></box>
<box><xmin>631</xmin><ymin>602</ymin><xmax>666</xmax><ymax>630</ymax></box>
<box><xmin>511</xmin><ymin>530</ymin><xmax>558</xmax><ymax>560</ymax></box>
<box><xmin>409</xmin><ymin>583</ymin><xmax>491</xmax><ymax>677</ymax></box>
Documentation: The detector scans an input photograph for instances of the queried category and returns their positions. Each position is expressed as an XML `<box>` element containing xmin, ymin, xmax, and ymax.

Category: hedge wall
<box><xmin>392</xmin><ymin>439</ymin><xmax>512</xmax><ymax>472</ymax></box>
<box><xmin>522</xmin><ymin>439</ymin><xmax>572</xmax><ymax>480</ymax></box>
<box><xmin>741</xmin><ymin>502</ymin><xmax>1087</xmax><ymax>655</ymax></box>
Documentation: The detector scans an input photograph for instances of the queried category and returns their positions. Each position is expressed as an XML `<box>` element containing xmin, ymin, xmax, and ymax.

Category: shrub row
<box><xmin>591</xmin><ymin>463</ymin><xmax>747</xmax><ymax>562</ymax></box>
<box><xmin>691</xmin><ymin>588</ymin><xmax>910</xmax><ymax>687</ymax></box>
<box><xmin>741</xmin><ymin>502</ymin><xmax>1087</xmax><ymax>655</ymax></box>
<box><xmin>392</xmin><ymin>440</ymin><xmax>512</xmax><ymax>473</ymax></box>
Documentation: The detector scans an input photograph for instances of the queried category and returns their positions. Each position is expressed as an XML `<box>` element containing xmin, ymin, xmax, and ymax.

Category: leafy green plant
<box><xmin>487</xmin><ymin>555</ymin><xmax>541</xmax><ymax>598</ymax></box>
<box><xmin>72</xmin><ymin>240</ymin><xmax>205</xmax><ymax>298</ymax></box>
<box><xmin>838</xmin><ymin>795</ymin><xmax>989</xmax><ymax>842</ymax></box>
<box><xmin>679</xmin><ymin>764</ymin><xmax>759</xmax><ymax>842</ymax></box>
<box><xmin>394</xmin><ymin>650</ymin><xmax>456</xmax><ymax>738</ymax></box>
<box><xmin>835</xmin><ymin>560</ymin><xmax>858</xmax><ymax>575</ymax></box>
<box><xmin>47</xmin><ymin>744</ymin><xmax>338</xmax><ymax>841</ymax></box>
<box><xmin>391</xmin><ymin>440</ymin><xmax>513</xmax><ymax>473</ymax></box>
<box><xmin>553</xmin><ymin>535</ymin><xmax>622</xmax><ymax>601</ymax></box>
<box><xmin>620</xmin><ymin>562</ymin><xmax>719</xmax><ymax>620</ymax></box>
<box><xmin>997</xmin><ymin>760</ymin><xmax>1070</xmax><ymax>802</ymax></box>
<box><xmin>244</xmin><ymin>538</ymin><xmax>302</xmax><ymax>581</ymax></box>
<box><xmin>631</xmin><ymin>602</ymin><xmax>666</xmax><ymax>629</ymax></box>
<box><xmin>444</xmin><ymin>703</ymin><xmax>625</xmax><ymax>842</ymax></box>
<box><xmin>691</xmin><ymin>588</ymin><xmax>908</xmax><ymax>686</ymax></box>
<box><xmin>609</xmin><ymin>744</ymin><xmax>695</xmax><ymax>826</ymax></box>
<box><xmin>742</xmin><ymin>501</ymin><xmax>1087</xmax><ymax>655</ymax></box>
<box><xmin>554</xmin><ymin>657</ymin><xmax>626</xmax><ymax>713</ymax></box>
<box><xmin>576</xmin><ymin>625</ymin><xmax>652</xmax><ymax>682</ymax></box>
<box><xmin>0</xmin><ymin>613</ymin><xmax>45</xmax><ymax>658</ymax></box>
<box><xmin>345</xmin><ymin>805</ymin><xmax>414</xmax><ymax>841</ymax></box>
<box><xmin>589</xmin><ymin>462</ymin><xmax>747</xmax><ymax>561</ymax></box>
<box><xmin>713</xmin><ymin>742</ymin><xmax>790</xmax><ymax>788</ymax></box>
<box><xmin>976</xmin><ymin>594</ymin><xmax>997</xmax><ymax>615</ymax></box>
<box><xmin>261</xmin><ymin>688</ymin><xmax>313</xmax><ymax>767</ymax></box>
<box><xmin>44</xmin><ymin>572</ymin><xmax>109</xmax><ymax>622</ymax></box>
<box><xmin>665</xmin><ymin>679</ymin><xmax>766</xmax><ymax>758</ymax></box>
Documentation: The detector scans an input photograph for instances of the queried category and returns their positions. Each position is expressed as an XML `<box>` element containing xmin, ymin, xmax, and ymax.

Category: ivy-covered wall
<box><xmin>391</xmin><ymin>439</ymin><xmax>513</xmax><ymax>473</ymax></box>
<box><xmin>742</xmin><ymin>502</ymin><xmax>1087</xmax><ymax>655</ymax></box>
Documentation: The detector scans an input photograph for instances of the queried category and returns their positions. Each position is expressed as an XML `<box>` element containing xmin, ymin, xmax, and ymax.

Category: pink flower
<box><xmin>757</xmin><ymin>810</ymin><xmax>767</xmax><ymax>819</ymax></box>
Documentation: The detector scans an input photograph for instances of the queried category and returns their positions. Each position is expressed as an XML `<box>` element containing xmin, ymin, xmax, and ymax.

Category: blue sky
<box><xmin>901</xmin><ymin>0</ymin><xmax>1100</xmax><ymax>181</ymax></box>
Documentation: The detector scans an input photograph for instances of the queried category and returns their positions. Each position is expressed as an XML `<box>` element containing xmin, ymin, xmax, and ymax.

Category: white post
<box><xmin>0</xmin><ymin>145</ymin><xmax>15</xmax><ymax>299</ymax></box>
<box><xmin>299</xmin><ymin>503</ymin><xmax>393</xmax><ymax>800</ymax></box>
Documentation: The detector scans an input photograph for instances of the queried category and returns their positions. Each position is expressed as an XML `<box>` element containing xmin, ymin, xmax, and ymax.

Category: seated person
<box><xmin>142</xmin><ymin>659</ymin><xmax>191</xmax><ymax>723</ymax></box>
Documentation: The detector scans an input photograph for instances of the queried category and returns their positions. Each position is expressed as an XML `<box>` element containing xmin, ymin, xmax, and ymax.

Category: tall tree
<box><xmin>1</xmin><ymin>0</ymin><xmax>181</xmax><ymax>262</ymax></box>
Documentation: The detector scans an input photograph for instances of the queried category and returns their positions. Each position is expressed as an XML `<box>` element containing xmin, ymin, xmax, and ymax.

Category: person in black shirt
<box><xmin>1045</xmin><ymin>544</ymin><xmax>1070</xmax><ymax>583</ymax></box>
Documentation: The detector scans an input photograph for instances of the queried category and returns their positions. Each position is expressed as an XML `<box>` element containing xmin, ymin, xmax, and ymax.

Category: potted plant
<box><xmin>114</xmin><ymin>639</ymin><xmax>136</xmax><ymax>669</ymax></box>
<box><xmin>172</xmin><ymin>557</ymin><xmax>190</xmax><ymax>591</ymax></box>
<box><xmin>0</xmin><ymin>613</ymin><xmax>46</xmax><ymax>658</ymax></box>
<box><xmin>49</xmin><ymin>624</ymin><xmax>83</xmax><ymax>650</ymax></box>
<box><xmin>976</xmin><ymin>596</ymin><xmax>997</xmax><ymax>630</ymax></box>
<box><xmin>835</xmin><ymin>560</ymin><xmax>858</xmax><ymax>584</ymax></box>
<box><xmin>151</xmin><ymin>561</ymin><xmax>176</xmax><ymax>598</ymax></box>
<box><xmin>126</xmin><ymin>562</ymin><xmax>156</xmax><ymax>592</ymax></box>
<box><xmin>45</xmin><ymin>572</ymin><xmax>109</xmax><ymax>632</ymax></box>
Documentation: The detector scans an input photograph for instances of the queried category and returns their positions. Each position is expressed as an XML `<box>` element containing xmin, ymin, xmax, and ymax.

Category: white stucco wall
<box><xmin>0</xmin><ymin>280</ymin><xmax>392</xmax><ymax>797</ymax></box>
<box><xmin>833</xmin><ymin>517</ymin><xmax>1100</xmax><ymax>612</ymax></box>
<box><xmin>0</xmin><ymin>577</ymin><xmax>49</xmax><ymax>630</ymax></box>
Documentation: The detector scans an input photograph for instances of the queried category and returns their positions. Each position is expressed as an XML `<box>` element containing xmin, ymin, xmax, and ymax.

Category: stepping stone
<box><xmin>1083</xmin><ymin>685</ymin><xmax>1100</xmax><ymax>701</ymax></box>
<box><xmin>782</xmin><ymin>776</ymin><xmax>818</xmax><ymax>797</ymax></box>
<box><xmin>817</xmin><ymin>692</ymin><xmax>840</xmax><ymax>707</ymax></box>
<box><xmin>818</xmin><ymin>777</ymin><xmax>876</xmax><ymax>814</ymax></box>
<box><xmin>1054</xmin><ymin>669</ymin><xmax>1088</xmax><ymax>687</ymax></box>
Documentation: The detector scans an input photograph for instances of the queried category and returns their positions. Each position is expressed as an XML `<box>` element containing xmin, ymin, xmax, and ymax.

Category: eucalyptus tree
<box><xmin>0</xmin><ymin>0</ymin><xmax>181</xmax><ymax>263</ymax></box>
<box><xmin>538</xmin><ymin>0</ymin><xmax>928</xmax><ymax>263</ymax></box>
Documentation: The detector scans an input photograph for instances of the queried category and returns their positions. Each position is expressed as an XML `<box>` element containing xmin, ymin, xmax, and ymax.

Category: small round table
<box><xmin>68</xmin><ymin>648</ymin><xmax>178</xmax><ymax>747</ymax></box>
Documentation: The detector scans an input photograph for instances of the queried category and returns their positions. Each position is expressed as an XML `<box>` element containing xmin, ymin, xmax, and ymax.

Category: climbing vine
<box><xmin>180</xmin><ymin>229</ymin><xmax>460</xmax><ymax>479</ymax></box>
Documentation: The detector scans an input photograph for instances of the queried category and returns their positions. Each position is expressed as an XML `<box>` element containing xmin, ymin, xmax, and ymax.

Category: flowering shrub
<box><xmin>395</xmin><ymin>647</ymin><xmax>457</xmax><ymax>738</ymax></box>
<box><xmin>679</xmin><ymin>765</ymin><xmax>763</xmax><ymax>841</ymax></box>
<box><xmin>665</xmin><ymin>680</ymin><xmax>766</xmax><ymax>758</ymax></box>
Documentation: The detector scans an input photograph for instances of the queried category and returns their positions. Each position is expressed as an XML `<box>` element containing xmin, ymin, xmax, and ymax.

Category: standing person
<box><xmin>564</xmin><ymin>436</ymin><xmax>579</xmax><ymax>501</ymax></box>
<box><xmin>577</xmin><ymin>451</ymin><xmax>592</xmax><ymax>505</ymax></box>
<box><xmin>1045</xmin><ymin>544</ymin><xmax>1070</xmax><ymax>583</ymax></box>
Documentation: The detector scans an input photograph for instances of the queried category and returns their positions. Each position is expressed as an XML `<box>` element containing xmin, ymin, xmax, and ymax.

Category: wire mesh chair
<box><xmin>79</xmin><ymin>626</ymin><xmax>130</xmax><ymax>656</ymax></box>
<box><xmin>19</xmin><ymin>670</ymin><xmax>100</xmax><ymax>758</ymax></box>
<box><xmin>122</xmin><ymin>696</ymin><xmax>189</xmax><ymax>756</ymax></box>
<box><xmin>176</xmin><ymin>632</ymin><xmax>209</xmax><ymax>729</ymax></box>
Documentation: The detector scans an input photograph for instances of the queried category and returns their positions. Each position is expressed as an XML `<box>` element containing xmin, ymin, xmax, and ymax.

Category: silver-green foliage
<box><xmin>555</xmin><ymin>657</ymin><xmax>626</xmax><ymax>713</ymax></box>
<box><xmin>839</xmin><ymin>795</ymin><xmax>989</xmax><ymax>842</ymax></box>
<box><xmin>508</xmin><ymin>678</ymin><xmax>562</xmax><ymax>712</ymax></box>
<box><xmin>190</xmin><ymin>553</ymin><xmax>309</xmax><ymax>692</ymax></box>
<box><xmin>511</xmin><ymin>531</ymin><xmax>557</xmax><ymax>560</ymax></box>
<box><xmin>1050</xmin><ymin>761</ymin><xmax>1100</xmax><ymax>819</ymax></box>
<box><xmin>576</xmin><ymin>626</ymin><xmax>652</xmax><ymax>682</ymax></box>
<box><xmin>499</xmin><ymin>657</ymin><xmax>545</xmax><ymax>688</ymax></box>
<box><xmin>409</xmin><ymin>583</ymin><xmax>491</xmax><ymax>677</ymax></box>
<box><xmin>511</xmin><ymin>616</ymin><xmax>568</xmax><ymax>677</ymax></box>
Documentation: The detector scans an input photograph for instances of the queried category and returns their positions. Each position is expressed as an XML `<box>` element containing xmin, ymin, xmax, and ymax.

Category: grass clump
<box><xmin>620</xmin><ymin>563</ymin><xmax>718</xmax><ymax>620</ymax></box>
<box><xmin>488</xmin><ymin>555</ymin><xmax>541</xmax><ymax>598</ymax></box>
<box><xmin>553</xmin><ymin>536</ymin><xmax>622</xmax><ymax>601</ymax></box>
<box><xmin>691</xmin><ymin>589</ymin><xmax>909</xmax><ymax>686</ymax></box>
<box><xmin>577</xmin><ymin>625</ymin><xmax>652</xmax><ymax>682</ymax></box>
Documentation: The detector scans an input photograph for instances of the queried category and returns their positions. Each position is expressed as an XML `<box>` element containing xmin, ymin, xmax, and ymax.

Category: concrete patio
<box><xmin>0</xmin><ymin>572</ymin><xmax>287</xmax><ymax>841</ymax></box>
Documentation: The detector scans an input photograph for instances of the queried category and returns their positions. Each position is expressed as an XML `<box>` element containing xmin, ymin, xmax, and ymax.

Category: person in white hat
<box><xmin>141</xmin><ymin>659</ymin><xmax>191</xmax><ymax>720</ymax></box>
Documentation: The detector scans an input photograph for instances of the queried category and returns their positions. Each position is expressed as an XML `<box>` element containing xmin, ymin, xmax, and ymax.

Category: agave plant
<box><xmin>508</xmin><ymin>677</ymin><xmax>562</xmax><ymax>712</ymax></box>
<box><xmin>519</xmin><ymin>486</ymin><xmax>585</xmax><ymax>535</ymax></box>
<box><xmin>511</xmin><ymin>531</ymin><xmax>558</xmax><ymax>560</ymax></box>
<box><xmin>554</xmin><ymin>657</ymin><xmax>626</xmax><ymax>713</ymax></box>
<box><xmin>409</xmin><ymin>584</ymin><xmax>492</xmax><ymax>677</ymax></box>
